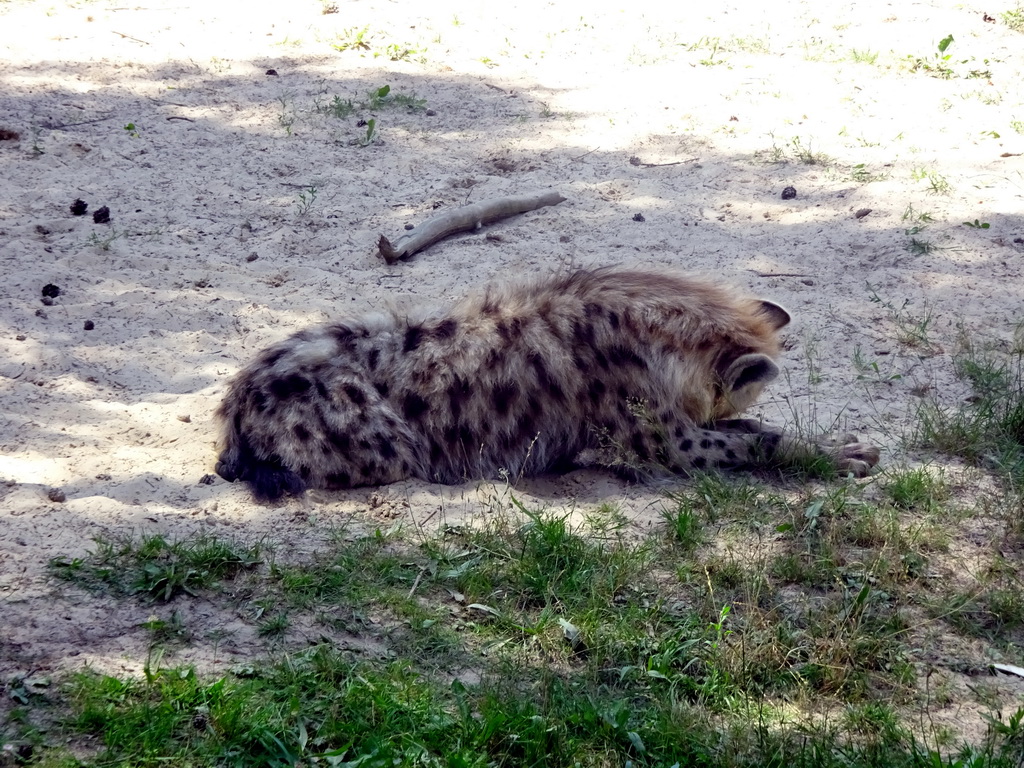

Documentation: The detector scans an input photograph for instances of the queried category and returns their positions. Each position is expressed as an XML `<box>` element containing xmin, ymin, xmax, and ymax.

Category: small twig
<box><xmin>628</xmin><ymin>156</ymin><xmax>697</xmax><ymax>167</ymax></box>
<box><xmin>112</xmin><ymin>30</ymin><xmax>150</xmax><ymax>45</ymax></box>
<box><xmin>378</xmin><ymin>190</ymin><xmax>566</xmax><ymax>264</ymax></box>
<box><xmin>407</xmin><ymin>569</ymin><xmax>425</xmax><ymax>598</ymax></box>
<box><xmin>749</xmin><ymin>271</ymin><xmax>811</xmax><ymax>278</ymax></box>
<box><xmin>571</xmin><ymin>147</ymin><xmax>600</xmax><ymax>162</ymax></box>
<box><xmin>39</xmin><ymin>115</ymin><xmax>116</xmax><ymax>130</ymax></box>
<box><xmin>165</xmin><ymin>116</ymin><xmax>195</xmax><ymax>122</ymax></box>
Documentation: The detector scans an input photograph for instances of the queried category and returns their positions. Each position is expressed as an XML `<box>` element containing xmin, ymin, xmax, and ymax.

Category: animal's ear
<box><xmin>722</xmin><ymin>353</ymin><xmax>780</xmax><ymax>396</ymax></box>
<box><xmin>756</xmin><ymin>300</ymin><xmax>791</xmax><ymax>331</ymax></box>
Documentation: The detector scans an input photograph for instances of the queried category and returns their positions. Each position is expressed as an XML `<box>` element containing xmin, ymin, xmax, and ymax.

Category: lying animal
<box><xmin>215</xmin><ymin>267</ymin><xmax>879</xmax><ymax>500</ymax></box>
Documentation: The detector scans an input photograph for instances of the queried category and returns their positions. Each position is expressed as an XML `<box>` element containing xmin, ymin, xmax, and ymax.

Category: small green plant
<box><xmin>332</xmin><ymin>25</ymin><xmax>371</xmax><ymax>52</ymax></box>
<box><xmin>849</xmin><ymin>48</ymin><xmax>879</xmax><ymax>65</ymax></box>
<box><xmin>321</xmin><ymin>95</ymin><xmax>355</xmax><ymax>118</ymax></box>
<box><xmin>850</xmin><ymin>163</ymin><xmax>884</xmax><ymax>182</ymax></box>
<box><xmin>963</xmin><ymin>219</ymin><xmax>990</xmax><ymax>229</ymax></box>
<box><xmin>1002</xmin><ymin>5</ymin><xmax>1024</xmax><ymax>32</ymax></box>
<box><xmin>1011</xmin><ymin>120</ymin><xmax>1024</xmax><ymax>135</ymax></box>
<box><xmin>916</xmin><ymin>329</ymin><xmax>1024</xmax><ymax>485</ymax></box>
<box><xmin>901</xmin><ymin>203</ymin><xmax>934</xmax><ymax>233</ymax></box>
<box><xmin>789</xmin><ymin>136</ymin><xmax>830</xmax><ymax>165</ymax></box>
<box><xmin>882</xmin><ymin>466</ymin><xmax>948</xmax><ymax>510</ymax></box>
<box><xmin>295</xmin><ymin>185</ymin><xmax>318</xmax><ymax>216</ymax></box>
<box><xmin>905</xmin><ymin>34</ymin><xmax>955</xmax><ymax>78</ymax></box>
<box><xmin>358</xmin><ymin>118</ymin><xmax>378</xmax><ymax>146</ymax></box>
<box><xmin>867</xmin><ymin>284</ymin><xmax>935</xmax><ymax>350</ymax></box>
<box><xmin>906</xmin><ymin>34</ymin><xmax>993</xmax><ymax>79</ymax></box>
<box><xmin>123</xmin><ymin>122</ymin><xmax>140</xmax><ymax>138</ymax></box>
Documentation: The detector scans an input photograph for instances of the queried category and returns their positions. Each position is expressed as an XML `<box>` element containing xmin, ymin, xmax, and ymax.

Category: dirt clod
<box><xmin>70</xmin><ymin>199</ymin><xmax>88</xmax><ymax>215</ymax></box>
<box><xmin>92</xmin><ymin>206</ymin><xmax>111</xmax><ymax>224</ymax></box>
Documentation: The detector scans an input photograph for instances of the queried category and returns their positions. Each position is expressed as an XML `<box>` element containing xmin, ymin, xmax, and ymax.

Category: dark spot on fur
<box><xmin>608</xmin><ymin>311</ymin><xmax>620</xmax><ymax>330</ymax></box>
<box><xmin>367</xmin><ymin>348</ymin><xmax>380</xmax><ymax>371</ymax></box>
<box><xmin>327</xmin><ymin>430</ymin><xmax>351</xmax><ymax>452</ymax></box>
<box><xmin>359</xmin><ymin>462</ymin><xmax>378</xmax><ymax>478</ymax></box>
<box><xmin>587</xmin><ymin>379</ymin><xmax>606</xmax><ymax>405</ymax></box>
<box><xmin>680</xmin><ymin>439</ymin><xmax>694</xmax><ymax>452</ymax></box>
<box><xmin>617</xmin><ymin>385</ymin><xmax>628</xmax><ymax>401</ymax></box>
<box><xmin>692</xmin><ymin>456</ymin><xmax>707</xmax><ymax>470</ymax></box>
<box><xmin>485</xmin><ymin>350</ymin><xmax>502</xmax><ymax>369</ymax></box>
<box><xmin>299</xmin><ymin>465</ymin><xmax>312</xmax><ymax>480</ymax></box>
<box><xmin>492</xmin><ymin>381</ymin><xmax>519</xmax><ymax>417</ymax></box>
<box><xmin>725</xmin><ymin>448</ymin><xmax>737</xmax><ymax>461</ymax></box>
<box><xmin>373</xmin><ymin>380</ymin><xmax>390</xmax><ymax>398</ymax></box>
<box><xmin>326</xmin><ymin>471</ymin><xmax>351</xmax><ymax>488</ymax></box>
<box><xmin>573</xmin><ymin>321</ymin><xmax>595</xmax><ymax>346</ymax></box>
<box><xmin>262</xmin><ymin>348</ymin><xmax>286</xmax><ymax>368</ymax></box>
<box><xmin>404</xmin><ymin>324</ymin><xmax>424</xmax><ymax>353</ymax></box>
<box><xmin>584</xmin><ymin>302</ymin><xmax>603</xmax><ymax>319</ymax></box>
<box><xmin>329</xmin><ymin>324</ymin><xmax>356</xmax><ymax>348</ymax></box>
<box><xmin>529</xmin><ymin>353</ymin><xmax>565</xmax><ymax>401</ymax></box>
<box><xmin>607</xmin><ymin>345</ymin><xmax>646</xmax><ymax>369</ymax></box>
<box><xmin>674</xmin><ymin>425</ymin><xmax>685</xmax><ymax>438</ymax></box>
<box><xmin>631</xmin><ymin>433</ymin><xmax>650</xmax><ymax>461</ymax></box>
<box><xmin>428</xmin><ymin>439</ymin><xmax>444</xmax><ymax>464</ymax></box>
<box><xmin>447</xmin><ymin>377</ymin><xmax>471</xmax><ymax>420</ymax></box>
<box><xmin>700</xmin><ymin>438</ymin><xmax>712</xmax><ymax>450</ymax></box>
<box><xmin>358</xmin><ymin>439</ymin><xmax>371</xmax><ymax>450</ymax></box>
<box><xmin>251</xmin><ymin>390</ymin><xmax>268</xmax><ymax>413</ymax></box>
<box><xmin>434</xmin><ymin>319</ymin><xmax>458</xmax><ymax>339</ymax></box>
<box><xmin>714</xmin><ymin>438</ymin><xmax>726</xmax><ymax>449</ymax></box>
<box><xmin>315</xmin><ymin>379</ymin><xmax>329</xmax><ymax>400</ymax></box>
<box><xmin>343</xmin><ymin>384</ymin><xmax>367</xmax><ymax>407</ymax></box>
<box><xmin>403</xmin><ymin>392</ymin><xmax>430</xmax><ymax>420</ymax></box>
<box><xmin>573</xmin><ymin>353</ymin><xmax>590</xmax><ymax>372</ymax></box>
<box><xmin>594</xmin><ymin>349</ymin><xmax>609</xmax><ymax>369</ymax></box>
<box><xmin>293</xmin><ymin>424</ymin><xmax>311</xmax><ymax>442</ymax></box>
<box><xmin>269</xmin><ymin>374</ymin><xmax>311</xmax><ymax>400</ymax></box>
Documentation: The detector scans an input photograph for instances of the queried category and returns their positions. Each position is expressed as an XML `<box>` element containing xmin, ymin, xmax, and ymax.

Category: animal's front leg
<box><xmin>711</xmin><ymin>419</ymin><xmax>880</xmax><ymax>477</ymax></box>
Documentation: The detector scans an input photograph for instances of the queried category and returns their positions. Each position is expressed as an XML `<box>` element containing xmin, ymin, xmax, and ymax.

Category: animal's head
<box><xmin>712</xmin><ymin>299</ymin><xmax>791</xmax><ymax>420</ymax></box>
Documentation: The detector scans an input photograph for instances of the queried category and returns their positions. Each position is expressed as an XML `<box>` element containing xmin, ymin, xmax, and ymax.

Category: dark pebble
<box><xmin>632</xmin><ymin>213</ymin><xmax>645</xmax><ymax>222</ymax></box>
<box><xmin>70</xmin><ymin>199</ymin><xmax>88</xmax><ymax>215</ymax></box>
<box><xmin>781</xmin><ymin>186</ymin><xmax>797</xmax><ymax>200</ymax></box>
<box><xmin>93</xmin><ymin>206</ymin><xmax>111</xmax><ymax>224</ymax></box>
<box><xmin>42</xmin><ymin>283</ymin><xmax>60</xmax><ymax>298</ymax></box>
<box><xmin>84</xmin><ymin>320</ymin><xmax>95</xmax><ymax>331</ymax></box>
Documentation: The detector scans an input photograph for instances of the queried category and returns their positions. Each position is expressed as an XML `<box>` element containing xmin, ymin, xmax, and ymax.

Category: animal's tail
<box><xmin>216</xmin><ymin>410</ymin><xmax>305</xmax><ymax>502</ymax></box>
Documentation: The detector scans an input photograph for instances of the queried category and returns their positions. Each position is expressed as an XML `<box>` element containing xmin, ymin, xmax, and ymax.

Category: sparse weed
<box><xmin>882</xmin><ymin>465</ymin><xmax>948</xmax><ymax>510</ymax></box>
<box><xmin>849</xmin><ymin>48</ymin><xmax>879</xmax><ymax>65</ymax></box>
<box><xmin>295</xmin><ymin>185</ymin><xmax>318</xmax><ymax>216</ymax></box>
<box><xmin>49</xmin><ymin>534</ymin><xmax>262</xmax><ymax>601</ymax></box>
<box><xmin>916</xmin><ymin>328</ymin><xmax>1024</xmax><ymax>487</ymax></box>
<box><xmin>1002</xmin><ymin>5</ymin><xmax>1024</xmax><ymax>32</ymax></box>
<box><xmin>789</xmin><ymin>135</ymin><xmax>830</xmax><ymax>165</ymax></box>
<box><xmin>867</xmin><ymin>285</ymin><xmax>936</xmax><ymax>351</ymax></box>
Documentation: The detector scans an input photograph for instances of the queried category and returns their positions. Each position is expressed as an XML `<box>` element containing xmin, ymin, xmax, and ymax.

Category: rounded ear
<box><xmin>757</xmin><ymin>300</ymin><xmax>791</xmax><ymax>331</ymax></box>
<box><xmin>722</xmin><ymin>353</ymin><xmax>780</xmax><ymax>394</ymax></box>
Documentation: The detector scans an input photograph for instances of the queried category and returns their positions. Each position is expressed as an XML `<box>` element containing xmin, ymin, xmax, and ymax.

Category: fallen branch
<box><xmin>377</xmin><ymin>190</ymin><xmax>566</xmax><ymax>264</ymax></box>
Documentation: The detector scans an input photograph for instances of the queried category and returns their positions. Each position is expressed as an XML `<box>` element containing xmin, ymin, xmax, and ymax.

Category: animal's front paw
<box><xmin>833</xmin><ymin>441</ymin><xmax>881</xmax><ymax>477</ymax></box>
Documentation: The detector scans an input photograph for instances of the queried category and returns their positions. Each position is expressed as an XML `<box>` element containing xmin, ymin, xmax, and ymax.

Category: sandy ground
<box><xmin>1</xmin><ymin>0</ymin><xmax>1023</xmax><ymax>738</ymax></box>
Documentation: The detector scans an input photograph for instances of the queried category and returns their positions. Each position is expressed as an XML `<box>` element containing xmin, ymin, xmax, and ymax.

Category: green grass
<box><xmin>17</xmin><ymin>463</ymin><xmax>1024</xmax><ymax>765</ymax></box>
<box><xmin>49</xmin><ymin>533</ymin><xmax>262</xmax><ymax>601</ymax></box>
<box><xmin>916</xmin><ymin>331</ymin><xmax>1024</xmax><ymax>488</ymax></box>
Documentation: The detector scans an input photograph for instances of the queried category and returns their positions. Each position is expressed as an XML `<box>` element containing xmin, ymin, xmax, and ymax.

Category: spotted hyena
<box><xmin>215</xmin><ymin>267</ymin><xmax>879</xmax><ymax>500</ymax></box>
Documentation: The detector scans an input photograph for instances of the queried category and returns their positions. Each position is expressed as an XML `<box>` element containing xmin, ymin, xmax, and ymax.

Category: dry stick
<box><xmin>377</xmin><ymin>190</ymin><xmax>566</xmax><ymax>264</ymax></box>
